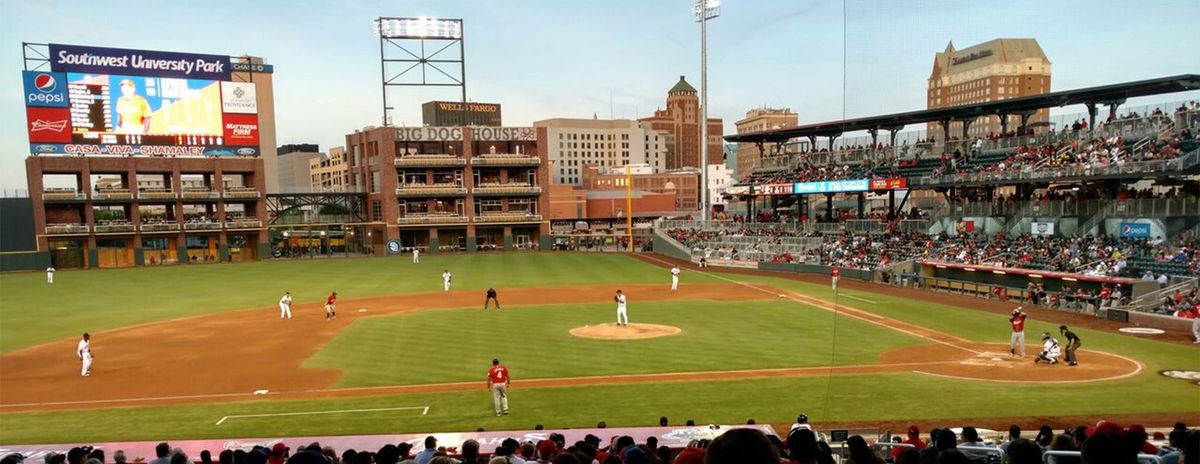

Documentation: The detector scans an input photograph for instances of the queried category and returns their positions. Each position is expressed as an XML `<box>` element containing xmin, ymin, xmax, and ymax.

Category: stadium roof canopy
<box><xmin>724</xmin><ymin>74</ymin><xmax>1200</xmax><ymax>144</ymax></box>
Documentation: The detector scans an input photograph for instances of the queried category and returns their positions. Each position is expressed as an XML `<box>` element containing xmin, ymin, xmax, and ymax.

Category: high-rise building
<box><xmin>734</xmin><ymin>108</ymin><xmax>797</xmax><ymax>178</ymax></box>
<box><xmin>928</xmin><ymin>39</ymin><xmax>1052</xmax><ymax>139</ymax></box>
<box><xmin>276</xmin><ymin>144</ymin><xmax>322</xmax><ymax>193</ymax></box>
<box><xmin>638</xmin><ymin>76</ymin><xmax>724</xmax><ymax>171</ymax></box>
<box><xmin>310</xmin><ymin>146</ymin><xmax>351</xmax><ymax>192</ymax></box>
<box><xmin>422</xmin><ymin>101</ymin><xmax>502</xmax><ymax>127</ymax></box>
<box><xmin>533</xmin><ymin>118</ymin><xmax>667</xmax><ymax>186</ymax></box>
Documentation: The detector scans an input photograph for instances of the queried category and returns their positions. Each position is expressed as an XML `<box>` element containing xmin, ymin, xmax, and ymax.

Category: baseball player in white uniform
<box><xmin>77</xmin><ymin>333</ymin><xmax>92</xmax><ymax>376</ymax></box>
<box><xmin>443</xmin><ymin>270</ymin><xmax>452</xmax><ymax>292</ymax></box>
<box><xmin>615</xmin><ymin>290</ymin><xmax>629</xmax><ymax>326</ymax></box>
<box><xmin>413</xmin><ymin>248</ymin><xmax>420</xmax><ymax>264</ymax></box>
<box><xmin>1035</xmin><ymin>332</ymin><xmax>1061</xmax><ymax>364</ymax></box>
<box><xmin>46</xmin><ymin>266</ymin><xmax>55</xmax><ymax>284</ymax></box>
<box><xmin>279</xmin><ymin>292</ymin><xmax>293</xmax><ymax>319</ymax></box>
<box><xmin>670</xmin><ymin>266</ymin><xmax>680</xmax><ymax>291</ymax></box>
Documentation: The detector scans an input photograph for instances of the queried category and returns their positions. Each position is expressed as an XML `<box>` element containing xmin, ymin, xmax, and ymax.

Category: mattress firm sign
<box><xmin>395</xmin><ymin>126</ymin><xmax>534</xmax><ymax>142</ymax></box>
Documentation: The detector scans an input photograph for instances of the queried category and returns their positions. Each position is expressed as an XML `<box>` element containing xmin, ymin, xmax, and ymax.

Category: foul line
<box><xmin>215</xmin><ymin>406</ymin><xmax>429</xmax><ymax>426</ymax></box>
<box><xmin>841</xmin><ymin>294</ymin><xmax>877</xmax><ymax>304</ymax></box>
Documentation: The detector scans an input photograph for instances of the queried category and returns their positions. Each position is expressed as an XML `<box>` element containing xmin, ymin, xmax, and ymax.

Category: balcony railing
<box><xmin>42</xmin><ymin>190</ymin><xmax>85</xmax><ymax>202</ymax></box>
<box><xmin>45</xmin><ymin>224</ymin><xmax>91</xmax><ymax>235</ymax></box>
<box><xmin>912</xmin><ymin>148</ymin><xmax>1200</xmax><ymax>187</ymax></box>
<box><xmin>94</xmin><ymin>222</ymin><xmax>137</xmax><ymax>233</ymax></box>
<box><xmin>181</xmin><ymin>189</ymin><xmax>220</xmax><ymax>200</ymax></box>
<box><xmin>140</xmin><ymin>222</ymin><xmax>180</xmax><ymax>232</ymax></box>
<box><xmin>183</xmin><ymin>221</ymin><xmax>222</xmax><ymax>231</ymax></box>
<box><xmin>137</xmin><ymin>190</ymin><xmax>177</xmax><ymax>201</ymax></box>
<box><xmin>93</xmin><ymin>189</ymin><xmax>134</xmax><ymax>201</ymax></box>
<box><xmin>397</xmin><ymin>213</ymin><xmax>470</xmax><ymax>225</ymax></box>
<box><xmin>471</xmin><ymin>154</ymin><xmax>541</xmax><ymax>166</ymax></box>
<box><xmin>395</xmin><ymin>184</ymin><xmax>468</xmax><ymax>197</ymax></box>
<box><xmin>394</xmin><ymin>154</ymin><xmax>467</xmax><ymax>167</ymax></box>
<box><xmin>225</xmin><ymin>218</ymin><xmax>263</xmax><ymax>229</ymax></box>
<box><xmin>474</xmin><ymin>212</ymin><xmax>543</xmax><ymax>223</ymax></box>
<box><xmin>472</xmin><ymin>183</ymin><xmax>542</xmax><ymax>196</ymax></box>
<box><xmin>223</xmin><ymin>188</ymin><xmax>261</xmax><ymax>199</ymax></box>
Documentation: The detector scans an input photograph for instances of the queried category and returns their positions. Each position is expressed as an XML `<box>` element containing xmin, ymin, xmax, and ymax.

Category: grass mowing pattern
<box><xmin>304</xmin><ymin>299</ymin><xmax>922</xmax><ymax>387</ymax></box>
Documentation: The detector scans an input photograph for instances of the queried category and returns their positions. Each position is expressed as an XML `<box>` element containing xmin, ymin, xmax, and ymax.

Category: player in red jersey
<box><xmin>325</xmin><ymin>292</ymin><xmax>337</xmax><ymax>320</ymax></box>
<box><xmin>487</xmin><ymin>358</ymin><xmax>510</xmax><ymax>416</ymax></box>
<box><xmin>1009</xmin><ymin>307</ymin><xmax>1027</xmax><ymax>357</ymax></box>
<box><xmin>831</xmin><ymin>267</ymin><xmax>841</xmax><ymax>291</ymax></box>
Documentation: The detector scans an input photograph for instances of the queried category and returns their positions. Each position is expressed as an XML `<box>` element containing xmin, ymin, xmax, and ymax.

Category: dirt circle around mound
<box><xmin>569</xmin><ymin>323</ymin><xmax>682</xmax><ymax>340</ymax></box>
<box><xmin>881</xmin><ymin>343</ymin><xmax>1143</xmax><ymax>383</ymax></box>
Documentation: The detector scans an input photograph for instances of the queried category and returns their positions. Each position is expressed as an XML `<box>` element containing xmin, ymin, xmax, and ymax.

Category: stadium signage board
<box><xmin>869</xmin><ymin>178</ymin><xmax>907</xmax><ymax>190</ymax></box>
<box><xmin>1118</xmin><ymin>222</ymin><xmax>1150</xmax><ymax>238</ymax></box>
<box><xmin>49</xmin><ymin>43</ymin><xmax>231</xmax><ymax>80</ymax></box>
<box><xmin>394</xmin><ymin>126</ymin><xmax>536</xmax><ymax>142</ymax></box>
<box><xmin>794</xmin><ymin>178</ymin><xmax>869</xmax><ymax>194</ymax></box>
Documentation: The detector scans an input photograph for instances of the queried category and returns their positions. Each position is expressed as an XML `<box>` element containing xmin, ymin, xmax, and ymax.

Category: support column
<box><xmin>503</xmin><ymin>225</ymin><xmax>514</xmax><ymax>251</ymax></box>
<box><xmin>999</xmin><ymin>113</ymin><xmax>1009</xmax><ymax>135</ymax></box>
<box><xmin>1086</xmin><ymin>102</ymin><xmax>1098</xmax><ymax>132</ymax></box>
<box><xmin>824</xmin><ymin>193</ymin><xmax>834</xmax><ymax>223</ymax></box>
<box><xmin>428</xmin><ymin>227</ymin><xmax>440</xmax><ymax>253</ymax></box>
<box><xmin>1017</xmin><ymin>111</ymin><xmax>1036</xmax><ymax>136</ymax></box>
<box><xmin>857</xmin><ymin>192</ymin><xmax>865</xmax><ymax>219</ymax></box>
<box><xmin>888</xmin><ymin>190</ymin><xmax>896</xmax><ymax>220</ymax></box>
<box><xmin>940</xmin><ymin>119</ymin><xmax>952</xmax><ymax>143</ymax></box>
<box><xmin>960</xmin><ymin>117</ymin><xmax>974</xmax><ymax>140</ymax></box>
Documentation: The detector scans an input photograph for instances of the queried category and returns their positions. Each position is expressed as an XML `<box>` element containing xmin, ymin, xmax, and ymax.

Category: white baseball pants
<box><xmin>671</xmin><ymin>276</ymin><xmax>679</xmax><ymax>291</ymax></box>
<box><xmin>81</xmin><ymin>353</ymin><xmax>92</xmax><ymax>376</ymax></box>
<box><xmin>617</xmin><ymin>306</ymin><xmax>628</xmax><ymax>325</ymax></box>
<box><xmin>280</xmin><ymin>303</ymin><xmax>292</xmax><ymax>319</ymax></box>
<box><xmin>1010</xmin><ymin>331</ymin><xmax>1026</xmax><ymax>356</ymax></box>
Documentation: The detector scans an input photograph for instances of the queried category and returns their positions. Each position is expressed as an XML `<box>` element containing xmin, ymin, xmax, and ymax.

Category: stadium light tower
<box><xmin>693</xmin><ymin>0</ymin><xmax>719</xmax><ymax>221</ymax></box>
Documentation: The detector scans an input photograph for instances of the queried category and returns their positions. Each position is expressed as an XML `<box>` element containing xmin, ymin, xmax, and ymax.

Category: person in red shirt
<box><xmin>1009</xmin><ymin>307</ymin><xmax>1027</xmax><ymax>357</ymax></box>
<box><xmin>325</xmin><ymin>292</ymin><xmax>337</xmax><ymax>320</ymax></box>
<box><xmin>831</xmin><ymin>268</ymin><xmax>840</xmax><ymax>291</ymax></box>
<box><xmin>487</xmin><ymin>358</ymin><xmax>510</xmax><ymax>416</ymax></box>
<box><xmin>890</xmin><ymin>425</ymin><xmax>927</xmax><ymax>461</ymax></box>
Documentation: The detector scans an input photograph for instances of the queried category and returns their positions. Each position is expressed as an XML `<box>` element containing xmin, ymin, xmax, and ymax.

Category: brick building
<box><xmin>734</xmin><ymin>108</ymin><xmax>797</xmax><ymax>178</ymax></box>
<box><xmin>639</xmin><ymin>76</ymin><xmax>724</xmax><ymax>171</ymax></box>
<box><xmin>928</xmin><ymin>39</ymin><xmax>1052</xmax><ymax>139</ymax></box>
<box><xmin>581</xmin><ymin>165</ymin><xmax>700</xmax><ymax>211</ymax></box>
<box><xmin>310</xmin><ymin>146</ymin><xmax>351</xmax><ymax>192</ymax></box>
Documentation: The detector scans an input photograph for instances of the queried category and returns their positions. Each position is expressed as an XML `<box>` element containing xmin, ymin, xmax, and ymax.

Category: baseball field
<box><xmin>0</xmin><ymin>252</ymin><xmax>1196</xmax><ymax>444</ymax></box>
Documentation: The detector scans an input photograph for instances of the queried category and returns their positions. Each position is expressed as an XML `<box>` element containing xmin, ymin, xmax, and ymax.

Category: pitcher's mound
<box><xmin>570</xmin><ymin>323</ymin><xmax>682</xmax><ymax>340</ymax></box>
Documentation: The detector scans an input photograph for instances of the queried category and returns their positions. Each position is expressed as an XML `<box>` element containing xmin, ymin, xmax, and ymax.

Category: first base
<box><xmin>253</xmin><ymin>389</ymin><xmax>269</xmax><ymax>395</ymax></box>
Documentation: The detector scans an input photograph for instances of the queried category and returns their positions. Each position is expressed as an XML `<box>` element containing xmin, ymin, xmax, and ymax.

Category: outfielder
<box><xmin>77</xmin><ymin>333</ymin><xmax>92</xmax><ymax>377</ymax></box>
<box><xmin>325</xmin><ymin>291</ymin><xmax>337</xmax><ymax>320</ymax></box>
<box><xmin>615</xmin><ymin>289</ymin><xmax>629</xmax><ymax>326</ymax></box>
<box><xmin>279</xmin><ymin>292</ymin><xmax>293</xmax><ymax>320</ymax></box>
<box><xmin>442</xmin><ymin>270</ymin><xmax>452</xmax><ymax>292</ymax></box>
<box><xmin>413</xmin><ymin>248</ymin><xmax>420</xmax><ymax>264</ymax></box>
<box><xmin>1009</xmin><ymin>307</ymin><xmax>1027</xmax><ymax>357</ymax></box>
<box><xmin>46</xmin><ymin>266</ymin><xmax>55</xmax><ymax>284</ymax></box>
<box><xmin>1034</xmin><ymin>332</ymin><xmax>1061</xmax><ymax>365</ymax></box>
<box><xmin>670</xmin><ymin>266</ymin><xmax>680</xmax><ymax>291</ymax></box>
<box><xmin>487</xmin><ymin>358</ymin><xmax>510</xmax><ymax>416</ymax></box>
<box><xmin>484</xmin><ymin>288</ymin><xmax>500</xmax><ymax>310</ymax></box>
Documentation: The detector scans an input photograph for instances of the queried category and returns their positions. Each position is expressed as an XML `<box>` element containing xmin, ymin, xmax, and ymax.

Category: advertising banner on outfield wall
<box><xmin>1031</xmin><ymin>221</ymin><xmax>1055</xmax><ymax>236</ymax></box>
<box><xmin>1119</xmin><ymin>222</ymin><xmax>1151</xmax><ymax>238</ymax></box>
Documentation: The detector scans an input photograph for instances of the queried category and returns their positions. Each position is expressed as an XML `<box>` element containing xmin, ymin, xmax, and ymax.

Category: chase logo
<box><xmin>22</xmin><ymin>71</ymin><xmax>68</xmax><ymax>108</ymax></box>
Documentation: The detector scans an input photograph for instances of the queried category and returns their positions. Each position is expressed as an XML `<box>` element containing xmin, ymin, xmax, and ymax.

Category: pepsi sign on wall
<box><xmin>22</xmin><ymin>71</ymin><xmax>69</xmax><ymax>108</ymax></box>
<box><xmin>1118</xmin><ymin>222</ymin><xmax>1151</xmax><ymax>238</ymax></box>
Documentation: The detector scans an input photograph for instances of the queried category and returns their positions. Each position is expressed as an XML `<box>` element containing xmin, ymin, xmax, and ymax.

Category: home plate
<box><xmin>253</xmin><ymin>389</ymin><xmax>269</xmax><ymax>395</ymax></box>
<box><xmin>961</xmin><ymin>352</ymin><xmax>1014</xmax><ymax>368</ymax></box>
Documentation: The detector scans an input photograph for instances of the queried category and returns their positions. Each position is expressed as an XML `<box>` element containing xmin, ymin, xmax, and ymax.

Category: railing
<box><xmin>223</xmin><ymin>188</ymin><xmax>261</xmax><ymax>199</ymax></box>
<box><xmin>475</xmin><ymin>212</ymin><xmax>543</xmax><ymax>223</ymax></box>
<box><xmin>42</xmin><ymin>190</ymin><xmax>86</xmax><ymax>202</ymax></box>
<box><xmin>472</xmin><ymin>184</ymin><xmax>543</xmax><ymax>195</ymax></box>
<box><xmin>183</xmin><ymin>221</ymin><xmax>222</xmax><ymax>230</ymax></box>
<box><xmin>225</xmin><ymin>218</ymin><xmax>263</xmax><ymax>229</ymax></box>
<box><xmin>45</xmin><ymin>224</ymin><xmax>90</xmax><ymax>235</ymax></box>
<box><xmin>394</xmin><ymin>154</ymin><xmax>467</xmax><ymax>167</ymax></box>
<box><xmin>94</xmin><ymin>222</ymin><xmax>137</xmax><ymax>233</ymax></box>
<box><xmin>397</xmin><ymin>214</ymin><xmax>469</xmax><ymax>225</ymax></box>
<box><xmin>1043</xmin><ymin>451</ymin><xmax>1162</xmax><ymax>464</ymax></box>
<box><xmin>272</xmin><ymin>214</ymin><xmax>357</xmax><ymax>225</ymax></box>
<box><xmin>913</xmin><ymin>147</ymin><xmax>1200</xmax><ymax>187</ymax></box>
<box><xmin>180</xmin><ymin>189</ymin><xmax>220</xmax><ymax>200</ymax></box>
<box><xmin>137</xmin><ymin>190</ymin><xmax>177</xmax><ymax>201</ymax></box>
<box><xmin>140</xmin><ymin>222</ymin><xmax>180</xmax><ymax>232</ymax></box>
<box><xmin>471</xmin><ymin>154</ymin><xmax>540</xmax><ymax>166</ymax></box>
<box><xmin>94</xmin><ymin>189</ymin><xmax>134</xmax><ymax>201</ymax></box>
<box><xmin>395</xmin><ymin>184</ymin><xmax>468</xmax><ymax>197</ymax></box>
<box><xmin>1109</xmin><ymin>197</ymin><xmax>1200</xmax><ymax>217</ymax></box>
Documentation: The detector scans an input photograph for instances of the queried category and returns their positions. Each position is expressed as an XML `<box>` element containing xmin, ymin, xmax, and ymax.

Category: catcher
<box><xmin>1034</xmin><ymin>331</ymin><xmax>1061</xmax><ymax>365</ymax></box>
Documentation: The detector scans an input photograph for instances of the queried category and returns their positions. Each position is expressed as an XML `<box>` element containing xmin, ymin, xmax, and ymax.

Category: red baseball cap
<box><xmin>537</xmin><ymin>440</ymin><xmax>557</xmax><ymax>458</ymax></box>
<box><xmin>907</xmin><ymin>425</ymin><xmax>920</xmax><ymax>437</ymax></box>
<box><xmin>272</xmin><ymin>443</ymin><xmax>288</xmax><ymax>454</ymax></box>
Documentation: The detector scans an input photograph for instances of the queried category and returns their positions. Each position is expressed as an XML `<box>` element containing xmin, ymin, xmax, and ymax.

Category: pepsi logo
<box><xmin>34</xmin><ymin>74</ymin><xmax>56</xmax><ymax>93</ymax></box>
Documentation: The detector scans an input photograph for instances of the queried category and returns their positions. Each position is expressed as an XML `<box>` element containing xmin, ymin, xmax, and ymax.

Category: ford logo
<box><xmin>35</xmin><ymin>144</ymin><xmax>59</xmax><ymax>153</ymax></box>
<box><xmin>236</xmin><ymin>148</ymin><xmax>256</xmax><ymax>155</ymax></box>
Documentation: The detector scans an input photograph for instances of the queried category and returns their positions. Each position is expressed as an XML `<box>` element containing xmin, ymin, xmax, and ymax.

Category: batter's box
<box><xmin>959</xmin><ymin>352</ymin><xmax>1017</xmax><ymax>368</ymax></box>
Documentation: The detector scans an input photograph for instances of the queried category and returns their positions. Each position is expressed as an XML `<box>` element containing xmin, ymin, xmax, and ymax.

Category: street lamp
<box><xmin>693</xmin><ymin>0</ymin><xmax>720</xmax><ymax>222</ymax></box>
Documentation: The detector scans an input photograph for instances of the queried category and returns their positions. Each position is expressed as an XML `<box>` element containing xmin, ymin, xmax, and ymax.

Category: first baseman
<box><xmin>615</xmin><ymin>289</ymin><xmax>629</xmax><ymax>326</ymax></box>
<box><xmin>325</xmin><ymin>292</ymin><xmax>337</xmax><ymax>320</ymax></box>
<box><xmin>1035</xmin><ymin>332</ymin><xmax>1061</xmax><ymax>365</ymax></box>
<box><xmin>77</xmin><ymin>333</ymin><xmax>92</xmax><ymax>377</ymax></box>
<box><xmin>279</xmin><ymin>292</ymin><xmax>293</xmax><ymax>319</ymax></box>
<box><xmin>487</xmin><ymin>358</ymin><xmax>510</xmax><ymax>416</ymax></box>
<box><xmin>443</xmin><ymin>270</ymin><xmax>452</xmax><ymax>292</ymax></box>
<box><xmin>670</xmin><ymin>266</ymin><xmax>680</xmax><ymax>291</ymax></box>
<box><xmin>1009</xmin><ymin>307</ymin><xmax>1027</xmax><ymax>357</ymax></box>
<box><xmin>46</xmin><ymin>266</ymin><xmax>55</xmax><ymax>284</ymax></box>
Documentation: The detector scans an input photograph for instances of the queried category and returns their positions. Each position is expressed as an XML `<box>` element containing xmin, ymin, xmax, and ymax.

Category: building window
<box><xmin>372</xmin><ymin>200</ymin><xmax>382</xmax><ymax>220</ymax></box>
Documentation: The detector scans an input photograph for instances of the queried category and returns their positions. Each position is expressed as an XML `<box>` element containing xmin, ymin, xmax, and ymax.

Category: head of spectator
<box><xmin>340</xmin><ymin>451</ymin><xmax>355</xmax><ymax>464</ymax></box>
<box><xmin>935</xmin><ymin>429</ymin><xmax>958</xmax><ymax>452</ymax></box>
<box><xmin>1181</xmin><ymin>431</ymin><xmax>1199</xmax><ymax>464</ymax></box>
<box><xmin>169</xmin><ymin>453</ymin><xmax>189</xmax><ymax>464</ymax></box>
<box><xmin>1037</xmin><ymin>425</ymin><xmax>1055</xmax><ymax>447</ymax></box>
<box><xmin>156</xmin><ymin>445</ymin><xmax>171</xmax><ymax>461</ymax></box>
<box><xmin>87</xmin><ymin>451</ymin><xmax>104</xmax><ymax>464</ymax></box>
<box><xmin>704</xmin><ymin>428</ymin><xmax>777</xmax><ymax>464</ymax></box>
<box><xmin>936</xmin><ymin>450</ymin><xmax>969</xmax><ymax>464</ymax></box>
<box><xmin>898</xmin><ymin>449</ymin><xmax>921</xmax><ymax>464</ymax></box>
<box><xmin>1008</xmin><ymin>425</ymin><xmax>1022</xmax><ymax>441</ymax></box>
<box><xmin>233</xmin><ymin>450</ymin><xmax>247</xmax><ymax>464</ymax></box>
<box><xmin>660</xmin><ymin>416</ymin><xmax>669</xmax><ymax>426</ymax></box>
<box><xmin>845</xmin><ymin>435</ymin><xmax>882</xmax><ymax>464</ymax></box>
<box><xmin>551</xmin><ymin>454</ymin><xmax>580</xmax><ymax>464</ymax></box>
<box><xmin>1006</xmin><ymin>439</ymin><xmax>1042</xmax><ymax>464</ymax></box>
<box><xmin>284</xmin><ymin>451</ymin><xmax>326</xmax><ymax>464</ymax></box>
<box><xmin>788</xmin><ymin>427</ymin><xmax>820</xmax><ymax>464</ymax></box>
<box><xmin>375</xmin><ymin>446</ymin><xmax>398</xmax><ymax>464</ymax></box>
<box><xmin>961</xmin><ymin>427</ymin><xmax>981</xmax><ymax>444</ymax></box>
<box><xmin>199</xmin><ymin>451</ymin><xmax>213</xmax><ymax>464</ymax></box>
<box><xmin>112</xmin><ymin>452</ymin><xmax>127</xmax><ymax>464</ymax></box>
<box><xmin>536</xmin><ymin>440</ymin><xmax>558</xmax><ymax>462</ymax></box>
<box><xmin>1</xmin><ymin>454</ymin><xmax>23</xmax><ymax>464</ymax></box>
<box><xmin>1081</xmin><ymin>422</ymin><xmax>1135</xmax><ymax>464</ymax></box>
<box><xmin>395</xmin><ymin>444</ymin><xmax>412</xmax><ymax>460</ymax></box>
<box><xmin>458</xmin><ymin>440</ymin><xmax>479</xmax><ymax>464</ymax></box>
<box><xmin>550</xmin><ymin>433</ymin><xmax>566</xmax><ymax>450</ymax></box>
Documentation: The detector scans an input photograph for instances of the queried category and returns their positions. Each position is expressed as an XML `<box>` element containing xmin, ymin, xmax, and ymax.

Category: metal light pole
<box><xmin>693</xmin><ymin>0</ymin><xmax>720</xmax><ymax>221</ymax></box>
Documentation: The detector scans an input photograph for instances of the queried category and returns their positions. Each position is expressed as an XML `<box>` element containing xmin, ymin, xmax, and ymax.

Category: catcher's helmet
<box><xmin>1041</xmin><ymin>332</ymin><xmax>1051</xmax><ymax>340</ymax></box>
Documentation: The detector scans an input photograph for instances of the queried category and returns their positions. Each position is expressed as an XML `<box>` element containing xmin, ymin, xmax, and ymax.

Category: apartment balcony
<box><xmin>225</xmin><ymin>218</ymin><xmax>264</xmax><ymax>229</ymax></box>
<box><xmin>183</xmin><ymin>221</ymin><xmax>222</xmax><ymax>231</ymax></box>
<box><xmin>140</xmin><ymin>222</ymin><xmax>181</xmax><ymax>233</ymax></box>
<box><xmin>223</xmin><ymin>188</ymin><xmax>261</xmax><ymax>200</ymax></box>
<box><xmin>397</xmin><ymin>213</ymin><xmax>470</xmax><ymax>226</ymax></box>
<box><xmin>137</xmin><ymin>189</ymin><xmax>177</xmax><ymax>201</ymax></box>
<box><xmin>181</xmin><ymin>189</ymin><xmax>221</xmax><ymax>201</ymax></box>
<box><xmin>471</xmin><ymin>154</ymin><xmax>541</xmax><ymax>167</ymax></box>
<box><xmin>45</xmin><ymin>224</ymin><xmax>91</xmax><ymax>235</ymax></box>
<box><xmin>394</xmin><ymin>154</ymin><xmax>467</xmax><ymax>167</ymax></box>
<box><xmin>395</xmin><ymin>183</ymin><xmax>468</xmax><ymax>198</ymax></box>
<box><xmin>93</xmin><ymin>189</ymin><xmax>134</xmax><ymax>202</ymax></box>
<box><xmin>42</xmin><ymin>189</ymin><xmax>86</xmax><ymax>203</ymax></box>
<box><xmin>474</xmin><ymin>212</ymin><xmax>543</xmax><ymax>223</ymax></box>
<box><xmin>94</xmin><ymin>222</ymin><xmax>137</xmax><ymax>234</ymax></box>
<box><xmin>472</xmin><ymin>183</ymin><xmax>543</xmax><ymax>196</ymax></box>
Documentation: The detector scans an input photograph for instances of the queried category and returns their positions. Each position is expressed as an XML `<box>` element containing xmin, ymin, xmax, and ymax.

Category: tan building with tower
<box><xmin>310</xmin><ymin>146</ymin><xmax>351</xmax><ymax>192</ymax></box>
<box><xmin>639</xmin><ymin>76</ymin><xmax>724</xmax><ymax>171</ymax></box>
<box><xmin>534</xmin><ymin>118</ymin><xmax>667</xmax><ymax>186</ymax></box>
<box><xmin>927</xmin><ymin>39</ymin><xmax>1052</xmax><ymax>139</ymax></box>
<box><xmin>734</xmin><ymin>107</ymin><xmax>797</xmax><ymax>178</ymax></box>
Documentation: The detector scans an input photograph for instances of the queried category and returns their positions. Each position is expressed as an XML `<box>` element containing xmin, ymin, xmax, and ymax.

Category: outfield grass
<box><xmin>305</xmin><ymin>299</ymin><xmax>922</xmax><ymax>387</ymax></box>
<box><xmin>0</xmin><ymin>253</ymin><xmax>722</xmax><ymax>352</ymax></box>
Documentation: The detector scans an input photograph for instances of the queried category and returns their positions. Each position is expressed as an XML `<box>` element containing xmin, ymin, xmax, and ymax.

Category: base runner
<box><xmin>1009</xmin><ymin>307</ymin><xmax>1027</xmax><ymax>357</ymax></box>
<box><xmin>325</xmin><ymin>291</ymin><xmax>337</xmax><ymax>320</ymax></box>
<box><xmin>487</xmin><ymin>358</ymin><xmax>510</xmax><ymax>416</ymax></box>
<box><xmin>279</xmin><ymin>292</ymin><xmax>293</xmax><ymax>320</ymax></box>
<box><xmin>77</xmin><ymin>333</ymin><xmax>92</xmax><ymax>377</ymax></box>
<box><xmin>615</xmin><ymin>289</ymin><xmax>629</xmax><ymax>326</ymax></box>
<box><xmin>485</xmin><ymin>288</ymin><xmax>501</xmax><ymax>310</ymax></box>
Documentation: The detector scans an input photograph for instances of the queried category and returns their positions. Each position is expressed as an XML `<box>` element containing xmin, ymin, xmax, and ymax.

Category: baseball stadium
<box><xmin>2</xmin><ymin>3</ymin><xmax>1200</xmax><ymax>464</ymax></box>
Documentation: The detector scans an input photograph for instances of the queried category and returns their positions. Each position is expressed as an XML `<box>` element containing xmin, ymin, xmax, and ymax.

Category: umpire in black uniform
<box><xmin>485</xmin><ymin>288</ymin><xmax>501</xmax><ymax>310</ymax></box>
<box><xmin>1059</xmin><ymin>325</ymin><xmax>1081</xmax><ymax>366</ymax></box>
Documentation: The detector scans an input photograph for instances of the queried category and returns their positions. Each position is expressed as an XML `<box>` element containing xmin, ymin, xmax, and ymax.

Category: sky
<box><xmin>1</xmin><ymin>0</ymin><xmax>1198</xmax><ymax>191</ymax></box>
